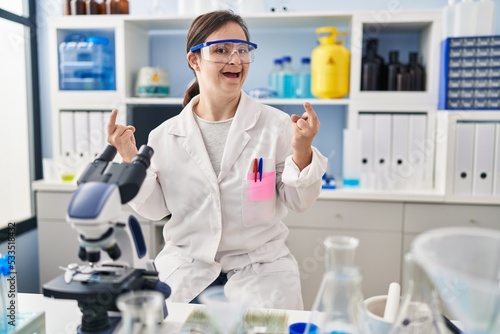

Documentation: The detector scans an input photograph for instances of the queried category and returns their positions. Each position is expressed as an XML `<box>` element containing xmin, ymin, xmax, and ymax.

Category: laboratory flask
<box><xmin>306</xmin><ymin>236</ymin><xmax>370</xmax><ymax>334</ymax></box>
<box><xmin>311</xmin><ymin>27</ymin><xmax>350</xmax><ymax>99</ymax></box>
<box><xmin>390</xmin><ymin>252</ymin><xmax>447</xmax><ymax>334</ymax></box>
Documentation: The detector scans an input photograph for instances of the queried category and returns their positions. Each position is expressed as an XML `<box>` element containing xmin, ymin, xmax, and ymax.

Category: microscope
<box><xmin>43</xmin><ymin>145</ymin><xmax>171</xmax><ymax>333</ymax></box>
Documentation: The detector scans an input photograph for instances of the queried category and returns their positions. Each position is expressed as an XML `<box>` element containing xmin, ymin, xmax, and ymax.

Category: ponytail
<box><xmin>183</xmin><ymin>80</ymin><xmax>200</xmax><ymax>107</ymax></box>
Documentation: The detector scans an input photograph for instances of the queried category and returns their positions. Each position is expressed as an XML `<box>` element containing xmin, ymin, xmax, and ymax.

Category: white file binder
<box><xmin>359</xmin><ymin>113</ymin><xmax>375</xmax><ymax>189</ymax></box>
<box><xmin>408</xmin><ymin>114</ymin><xmax>427</xmax><ymax>189</ymax></box>
<box><xmin>454</xmin><ymin>122</ymin><xmax>475</xmax><ymax>195</ymax></box>
<box><xmin>73</xmin><ymin>111</ymin><xmax>90</xmax><ymax>159</ymax></box>
<box><xmin>391</xmin><ymin>114</ymin><xmax>410</xmax><ymax>189</ymax></box>
<box><xmin>494</xmin><ymin>123</ymin><xmax>500</xmax><ymax>196</ymax></box>
<box><xmin>473</xmin><ymin>122</ymin><xmax>496</xmax><ymax>196</ymax></box>
<box><xmin>102</xmin><ymin>111</ymin><xmax>112</xmax><ymax>149</ymax></box>
<box><xmin>89</xmin><ymin>111</ymin><xmax>105</xmax><ymax>158</ymax></box>
<box><xmin>373</xmin><ymin>114</ymin><xmax>392</xmax><ymax>189</ymax></box>
<box><xmin>59</xmin><ymin>111</ymin><xmax>75</xmax><ymax>158</ymax></box>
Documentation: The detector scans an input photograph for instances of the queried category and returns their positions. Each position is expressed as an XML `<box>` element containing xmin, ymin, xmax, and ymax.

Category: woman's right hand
<box><xmin>107</xmin><ymin>109</ymin><xmax>138</xmax><ymax>163</ymax></box>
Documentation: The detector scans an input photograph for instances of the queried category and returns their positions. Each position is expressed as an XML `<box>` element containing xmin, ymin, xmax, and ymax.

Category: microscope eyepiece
<box><xmin>132</xmin><ymin>145</ymin><xmax>154</xmax><ymax>169</ymax></box>
<box><xmin>96</xmin><ymin>145</ymin><xmax>117</xmax><ymax>162</ymax></box>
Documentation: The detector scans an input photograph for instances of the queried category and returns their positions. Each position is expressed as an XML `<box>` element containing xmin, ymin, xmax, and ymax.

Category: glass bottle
<box><xmin>85</xmin><ymin>0</ymin><xmax>97</xmax><ymax>14</ymax></box>
<box><xmin>278</xmin><ymin>56</ymin><xmax>295</xmax><ymax>98</ymax></box>
<box><xmin>361</xmin><ymin>39</ymin><xmax>384</xmax><ymax>91</ymax></box>
<box><xmin>407</xmin><ymin>52</ymin><xmax>425</xmax><ymax>91</ymax></box>
<box><xmin>105</xmin><ymin>0</ymin><xmax>118</xmax><ymax>14</ymax></box>
<box><xmin>268</xmin><ymin>58</ymin><xmax>283</xmax><ymax>97</ymax></box>
<box><xmin>306</xmin><ymin>236</ymin><xmax>370</xmax><ymax>334</ymax></box>
<box><xmin>295</xmin><ymin>57</ymin><xmax>313</xmax><ymax>98</ymax></box>
<box><xmin>396</xmin><ymin>67</ymin><xmax>410</xmax><ymax>91</ymax></box>
<box><xmin>390</xmin><ymin>252</ymin><xmax>447</xmax><ymax>334</ymax></box>
<box><xmin>387</xmin><ymin>51</ymin><xmax>404</xmax><ymax>91</ymax></box>
<box><xmin>63</xmin><ymin>0</ymin><xmax>71</xmax><ymax>15</ymax></box>
<box><xmin>70</xmin><ymin>0</ymin><xmax>86</xmax><ymax>15</ymax></box>
<box><xmin>117</xmin><ymin>0</ymin><xmax>129</xmax><ymax>14</ymax></box>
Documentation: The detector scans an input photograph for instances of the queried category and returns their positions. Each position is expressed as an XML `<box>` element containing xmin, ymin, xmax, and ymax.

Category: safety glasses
<box><xmin>190</xmin><ymin>39</ymin><xmax>258</xmax><ymax>64</ymax></box>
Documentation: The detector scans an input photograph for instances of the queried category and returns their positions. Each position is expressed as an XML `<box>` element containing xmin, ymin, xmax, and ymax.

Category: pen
<box><xmin>253</xmin><ymin>158</ymin><xmax>258</xmax><ymax>182</ymax></box>
<box><xmin>258</xmin><ymin>158</ymin><xmax>263</xmax><ymax>182</ymax></box>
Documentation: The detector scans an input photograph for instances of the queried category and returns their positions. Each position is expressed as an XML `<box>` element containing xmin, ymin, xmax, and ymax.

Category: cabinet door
<box><xmin>286</xmin><ymin>228</ymin><xmax>402</xmax><ymax>310</ymax></box>
<box><xmin>38</xmin><ymin>218</ymin><xmax>81</xmax><ymax>289</ymax></box>
<box><xmin>283</xmin><ymin>200</ymin><xmax>403</xmax><ymax>309</ymax></box>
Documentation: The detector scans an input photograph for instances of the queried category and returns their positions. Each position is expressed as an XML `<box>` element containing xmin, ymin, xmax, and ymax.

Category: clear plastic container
<box><xmin>59</xmin><ymin>35</ymin><xmax>115</xmax><ymax>90</ymax></box>
<box><xmin>295</xmin><ymin>57</ymin><xmax>313</xmax><ymax>98</ymax></box>
<box><xmin>412</xmin><ymin>227</ymin><xmax>500</xmax><ymax>334</ymax></box>
<box><xmin>278</xmin><ymin>56</ymin><xmax>295</xmax><ymax>98</ymax></box>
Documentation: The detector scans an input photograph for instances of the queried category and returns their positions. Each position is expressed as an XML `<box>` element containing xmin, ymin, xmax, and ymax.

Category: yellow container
<box><xmin>311</xmin><ymin>26</ymin><xmax>350</xmax><ymax>99</ymax></box>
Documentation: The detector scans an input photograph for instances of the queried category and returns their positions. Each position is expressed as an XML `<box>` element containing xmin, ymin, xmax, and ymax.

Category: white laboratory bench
<box><xmin>18</xmin><ymin>293</ymin><xmax>311</xmax><ymax>334</ymax></box>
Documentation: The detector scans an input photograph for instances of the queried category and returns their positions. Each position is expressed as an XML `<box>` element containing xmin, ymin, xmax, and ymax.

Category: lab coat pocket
<box><xmin>242</xmin><ymin>171</ymin><xmax>276</xmax><ymax>226</ymax></box>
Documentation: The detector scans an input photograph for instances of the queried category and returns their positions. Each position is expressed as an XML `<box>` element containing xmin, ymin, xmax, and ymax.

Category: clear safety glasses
<box><xmin>190</xmin><ymin>39</ymin><xmax>258</xmax><ymax>64</ymax></box>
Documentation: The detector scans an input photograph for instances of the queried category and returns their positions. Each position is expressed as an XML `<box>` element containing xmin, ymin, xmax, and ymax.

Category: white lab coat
<box><xmin>129</xmin><ymin>91</ymin><xmax>327</xmax><ymax>309</ymax></box>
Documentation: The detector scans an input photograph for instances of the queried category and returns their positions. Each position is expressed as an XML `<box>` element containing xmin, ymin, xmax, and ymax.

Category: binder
<box><xmin>89</xmin><ymin>111</ymin><xmax>105</xmax><ymax>158</ymax></box>
<box><xmin>454</xmin><ymin>122</ymin><xmax>475</xmax><ymax>195</ymax></box>
<box><xmin>408</xmin><ymin>114</ymin><xmax>427</xmax><ymax>189</ymax></box>
<box><xmin>472</xmin><ymin>122</ymin><xmax>495</xmax><ymax>196</ymax></box>
<box><xmin>73</xmin><ymin>111</ymin><xmax>90</xmax><ymax>159</ymax></box>
<box><xmin>494</xmin><ymin>123</ymin><xmax>500</xmax><ymax>196</ymax></box>
<box><xmin>373</xmin><ymin>114</ymin><xmax>392</xmax><ymax>189</ymax></box>
<box><xmin>391</xmin><ymin>114</ymin><xmax>410</xmax><ymax>189</ymax></box>
<box><xmin>358</xmin><ymin>113</ymin><xmax>374</xmax><ymax>189</ymax></box>
<box><xmin>102</xmin><ymin>111</ymin><xmax>112</xmax><ymax>149</ymax></box>
<box><xmin>59</xmin><ymin>111</ymin><xmax>75</xmax><ymax>158</ymax></box>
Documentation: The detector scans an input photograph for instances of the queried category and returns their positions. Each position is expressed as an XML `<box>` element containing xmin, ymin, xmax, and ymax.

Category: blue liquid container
<box><xmin>268</xmin><ymin>58</ymin><xmax>283</xmax><ymax>97</ymax></box>
<box><xmin>59</xmin><ymin>35</ymin><xmax>115</xmax><ymax>90</ymax></box>
<box><xmin>278</xmin><ymin>56</ymin><xmax>296</xmax><ymax>98</ymax></box>
<box><xmin>296</xmin><ymin>57</ymin><xmax>313</xmax><ymax>98</ymax></box>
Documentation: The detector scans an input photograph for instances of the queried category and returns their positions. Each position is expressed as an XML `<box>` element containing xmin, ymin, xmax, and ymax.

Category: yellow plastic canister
<box><xmin>311</xmin><ymin>26</ymin><xmax>350</xmax><ymax>99</ymax></box>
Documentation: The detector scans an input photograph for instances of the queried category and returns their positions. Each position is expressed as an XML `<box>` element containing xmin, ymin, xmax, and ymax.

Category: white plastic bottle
<box><xmin>475</xmin><ymin>0</ymin><xmax>496</xmax><ymax>36</ymax></box>
<box><xmin>442</xmin><ymin>0</ymin><xmax>457</xmax><ymax>38</ymax></box>
<box><xmin>268</xmin><ymin>58</ymin><xmax>283</xmax><ymax>97</ymax></box>
<box><xmin>453</xmin><ymin>0</ymin><xmax>478</xmax><ymax>37</ymax></box>
<box><xmin>295</xmin><ymin>57</ymin><xmax>313</xmax><ymax>98</ymax></box>
<box><xmin>278</xmin><ymin>56</ymin><xmax>295</xmax><ymax>98</ymax></box>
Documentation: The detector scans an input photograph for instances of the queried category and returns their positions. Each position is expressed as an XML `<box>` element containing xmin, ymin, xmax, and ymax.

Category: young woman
<box><xmin>107</xmin><ymin>10</ymin><xmax>327</xmax><ymax>310</ymax></box>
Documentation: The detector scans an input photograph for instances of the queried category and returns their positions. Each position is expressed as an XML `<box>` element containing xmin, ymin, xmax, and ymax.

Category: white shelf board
<box><xmin>125</xmin><ymin>97</ymin><xmax>350</xmax><ymax>106</ymax></box>
<box><xmin>124</xmin><ymin>11</ymin><xmax>353</xmax><ymax>31</ymax></box>
<box><xmin>319</xmin><ymin>188</ymin><xmax>446</xmax><ymax>203</ymax></box>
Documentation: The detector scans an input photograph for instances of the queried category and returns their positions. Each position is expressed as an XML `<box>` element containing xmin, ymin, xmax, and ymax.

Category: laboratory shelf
<box><xmin>124</xmin><ymin>97</ymin><xmax>350</xmax><ymax>106</ymax></box>
<box><xmin>319</xmin><ymin>188</ymin><xmax>445</xmax><ymax>203</ymax></box>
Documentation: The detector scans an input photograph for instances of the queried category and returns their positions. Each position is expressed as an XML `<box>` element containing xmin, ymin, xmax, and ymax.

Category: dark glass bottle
<box><xmin>387</xmin><ymin>50</ymin><xmax>404</xmax><ymax>91</ymax></box>
<box><xmin>63</xmin><ymin>0</ymin><xmax>71</xmax><ymax>15</ymax></box>
<box><xmin>408</xmin><ymin>52</ymin><xmax>426</xmax><ymax>91</ymax></box>
<box><xmin>105</xmin><ymin>0</ymin><xmax>118</xmax><ymax>14</ymax></box>
<box><xmin>117</xmin><ymin>0</ymin><xmax>129</xmax><ymax>14</ymax></box>
<box><xmin>70</xmin><ymin>0</ymin><xmax>86</xmax><ymax>15</ymax></box>
<box><xmin>361</xmin><ymin>39</ymin><xmax>385</xmax><ymax>91</ymax></box>
<box><xmin>86</xmin><ymin>0</ymin><xmax>106</xmax><ymax>14</ymax></box>
<box><xmin>397</xmin><ymin>67</ymin><xmax>411</xmax><ymax>91</ymax></box>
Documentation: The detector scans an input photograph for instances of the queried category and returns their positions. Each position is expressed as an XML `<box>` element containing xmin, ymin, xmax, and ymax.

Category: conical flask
<box><xmin>390</xmin><ymin>252</ymin><xmax>447</xmax><ymax>334</ymax></box>
<box><xmin>306</xmin><ymin>236</ymin><xmax>370</xmax><ymax>334</ymax></box>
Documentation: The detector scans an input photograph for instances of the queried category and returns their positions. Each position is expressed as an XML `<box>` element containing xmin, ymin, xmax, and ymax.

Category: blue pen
<box><xmin>258</xmin><ymin>158</ymin><xmax>263</xmax><ymax>182</ymax></box>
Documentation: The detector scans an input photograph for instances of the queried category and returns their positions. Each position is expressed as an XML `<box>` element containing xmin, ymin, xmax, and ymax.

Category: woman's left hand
<box><xmin>290</xmin><ymin>102</ymin><xmax>320</xmax><ymax>170</ymax></box>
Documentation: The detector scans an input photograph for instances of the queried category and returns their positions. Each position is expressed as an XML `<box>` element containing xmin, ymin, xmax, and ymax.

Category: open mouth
<box><xmin>223</xmin><ymin>72</ymin><xmax>240</xmax><ymax>78</ymax></box>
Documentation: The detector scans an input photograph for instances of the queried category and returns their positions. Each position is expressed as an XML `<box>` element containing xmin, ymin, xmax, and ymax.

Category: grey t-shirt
<box><xmin>194</xmin><ymin>114</ymin><xmax>233</xmax><ymax>176</ymax></box>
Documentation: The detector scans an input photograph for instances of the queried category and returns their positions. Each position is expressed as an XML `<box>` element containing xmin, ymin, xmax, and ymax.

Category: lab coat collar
<box><xmin>167</xmin><ymin>91</ymin><xmax>261</xmax><ymax>184</ymax></box>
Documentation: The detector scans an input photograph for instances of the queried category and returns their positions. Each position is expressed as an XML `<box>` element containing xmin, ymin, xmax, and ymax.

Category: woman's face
<box><xmin>189</xmin><ymin>22</ymin><xmax>250</xmax><ymax>99</ymax></box>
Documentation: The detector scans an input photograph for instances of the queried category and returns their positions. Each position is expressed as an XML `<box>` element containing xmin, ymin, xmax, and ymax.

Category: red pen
<box><xmin>253</xmin><ymin>158</ymin><xmax>258</xmax><ymax>182</ymax></box>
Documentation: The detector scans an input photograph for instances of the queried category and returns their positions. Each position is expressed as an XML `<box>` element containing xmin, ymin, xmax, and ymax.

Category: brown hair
<box><xmin>183</xmin><ymin>10</ymin><xmax>251</xmax><ymax>107</ymax></box>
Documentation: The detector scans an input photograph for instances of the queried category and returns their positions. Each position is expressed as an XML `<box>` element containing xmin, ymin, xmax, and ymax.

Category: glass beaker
<box><xmin>116</xmin><ymin>290</ymin><xmax>165</xmax><ymax>334</ymax></box>
<box><xmin>390</xmin><ymin>252</ymin><xmax>447</xmax><ymax>334</ymax></box>
<box><xmin>307</xmin><ymin>235</ymin><xmax>370</xmax><ymax>334</ymax></box>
